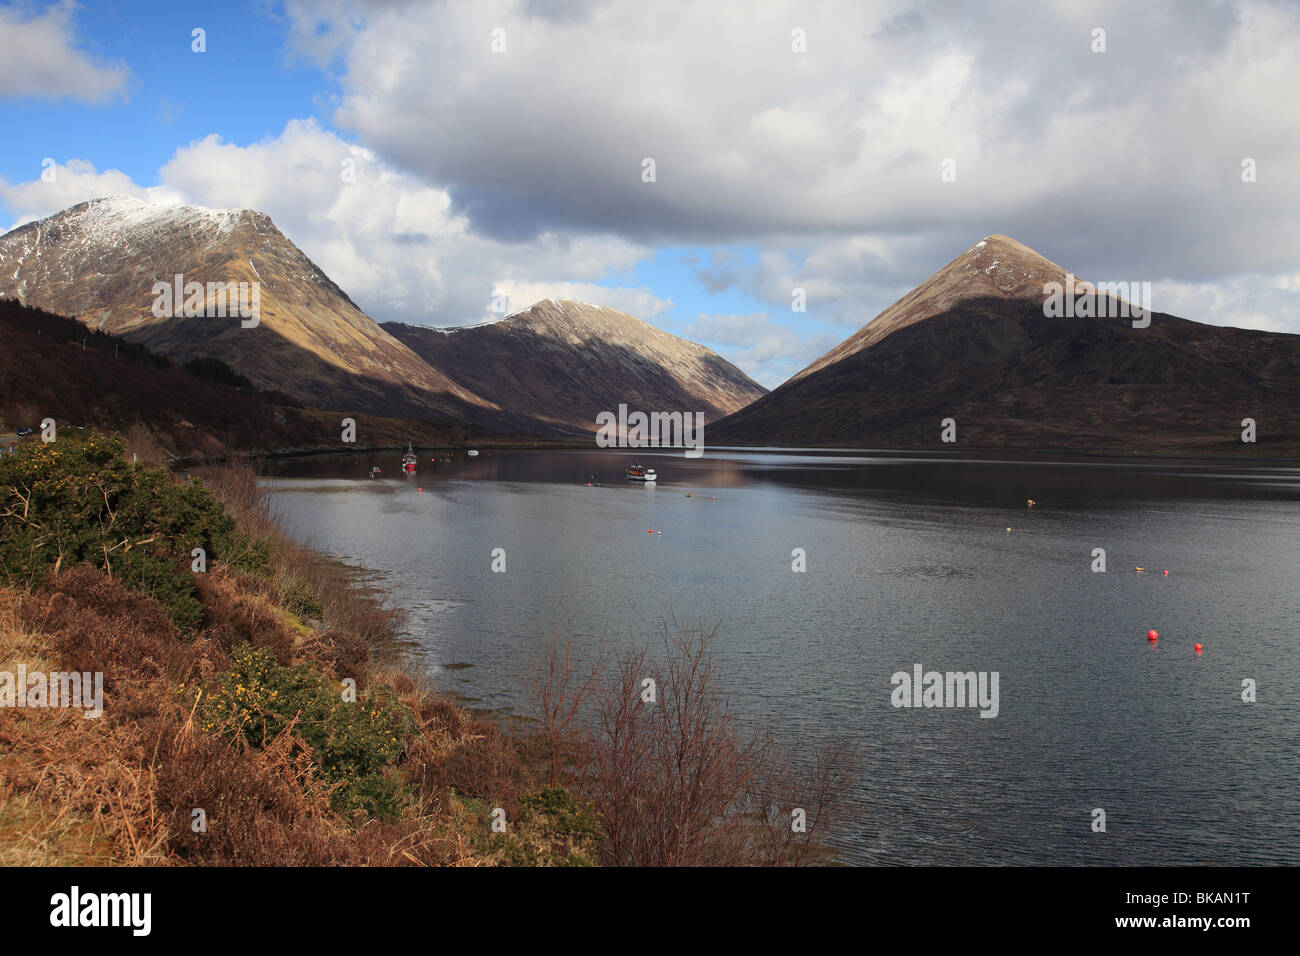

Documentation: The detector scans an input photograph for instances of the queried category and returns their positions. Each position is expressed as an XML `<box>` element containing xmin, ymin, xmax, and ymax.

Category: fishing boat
<box><xmin>625</xmin><ymin>463</ymin><xmax>657</xmax><ymax>482</ymax></box>
<box><xmin>402</xmin><ymin>445</ymin><xmax>418</xmax><ymax>472</ymax></box>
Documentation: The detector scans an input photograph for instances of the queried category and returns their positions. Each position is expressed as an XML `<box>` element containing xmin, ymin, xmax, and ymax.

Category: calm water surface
<box><xmin>263</xmin><ymin>447</ymin><xmax>1300</xmax><ymax>865</ymax></box>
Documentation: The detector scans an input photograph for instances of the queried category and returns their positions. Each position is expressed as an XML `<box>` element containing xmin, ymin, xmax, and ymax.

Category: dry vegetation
<box><xmin>1</xmin><ymin>435</ymin><xmax>854</xmax><ymax>866</ymax></box>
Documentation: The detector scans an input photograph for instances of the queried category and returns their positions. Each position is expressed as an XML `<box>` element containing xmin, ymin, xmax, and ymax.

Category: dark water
<box><xmin>263</xmin><ymin>447</ymin><xmax>1300</xmax><ymax>865</ymax></box>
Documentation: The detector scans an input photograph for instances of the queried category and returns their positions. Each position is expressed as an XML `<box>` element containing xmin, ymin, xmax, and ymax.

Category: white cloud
<box><xmin>0</xmin><ymin>1</ymin><xmax>129</xmax><ymax>102</ymax></box>
<box><xmin>299</xmin><ymin>0</ymin><xmax>1299</xmax><ymax>278</ymax></box>
<box><xmin>679</xmin><ymin>312</ymin><xmax>840</xmax><ymax>388</ymax></box>
<box><xmin>2</xmin><ymin>119</ymin><xmax>656</xmax><ymax>328</ymax></box>
<box><xmin>1155</xmin><ymin>274</ymin><xmax>1300</xmax><ymax>334</ymax></box>
<box><xmin>1</xmin><ymin>159</ymin><xmax>181</xmax><ymax>228</ymax></box>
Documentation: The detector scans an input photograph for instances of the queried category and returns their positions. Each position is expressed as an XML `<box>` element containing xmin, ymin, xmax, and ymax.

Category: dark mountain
<box><xmin>384</xmin><ymin>298</ymin><xmax>767</xmax><ymax>435</ymax></box>
<box><xmin>0</xmin><ymin>298</ymin><xmax>456</xmax><ymax>459</ymax></box>
<box><xmin>710</xmin><ymin>236</ymin><xmax>1300</xmax><ymax>455</ymax></box>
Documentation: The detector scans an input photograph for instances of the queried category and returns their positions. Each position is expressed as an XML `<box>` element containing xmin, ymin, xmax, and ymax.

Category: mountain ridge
<box><xmin>1</xmin><ymin>198</ymin><xmax>765</xmax><ymax>438</ymax></box>
<box><xmin>0</xmin><ymin>196</ymin><xmax>496</xmax><ymax>426</ymax></box>
<box><xmin>384</xmin><ymin>297</ymin><xmax>766</xmax><ymax>435</ymax></box>
<box><xmin>710</xmin><ymin>236</ymin><xmax>1300</xmax><ymax>454</ymax></box>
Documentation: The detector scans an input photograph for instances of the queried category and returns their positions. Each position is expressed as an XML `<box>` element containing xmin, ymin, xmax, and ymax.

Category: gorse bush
<box><xmin>220</xmin><ymin>531</ymin><xmax>275</xmax><ymax>579</ymax></box>
<box><xmin>194</xmin><ymin>643</ymin><xmax>417</xmax><ymax>818</ymax></box>
<box><xmin>0</xmin><ymin>432</ymin><xmax>237</xmax><ymax>628</ymax></box>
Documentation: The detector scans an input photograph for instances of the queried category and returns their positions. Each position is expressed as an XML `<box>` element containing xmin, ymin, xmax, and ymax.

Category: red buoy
<box><xmin>1195</xmin><ymin>643</ymin><xmax>1202</xmax><ymax>654</ymax></box>
<box><xmin>648</xmin><ymin>529</ymin><xmax>653</xmax><ymax>533</ymax></box>
<box><xmin>1163</xmin><ymin>570</ymin><xmax>1169</xmax><ymax>576</ymax></box>
<box><xmin>1147</xmin><ymin>629</ymin><xmax>1158</xmax><ymax>642</ymax></box>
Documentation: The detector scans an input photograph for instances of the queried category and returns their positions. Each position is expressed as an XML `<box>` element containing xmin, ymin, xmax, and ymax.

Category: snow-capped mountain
<box><xmin>0</xmin><ymin>196</ymin><xmax>498</xmax><ymax>424</ymax></box>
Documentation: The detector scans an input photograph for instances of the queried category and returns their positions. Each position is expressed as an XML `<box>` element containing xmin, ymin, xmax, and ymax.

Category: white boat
<box><xmin>467</xmin><ymin>449</ymin><xmax>480</xmax><ymax>457</ymax></box>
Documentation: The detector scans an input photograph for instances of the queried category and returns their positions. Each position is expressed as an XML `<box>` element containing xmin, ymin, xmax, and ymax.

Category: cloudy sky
<box><xmin>1</xmin><ymin>0</ymin><xmax>1297</xmax><ymax>387</ymax></box>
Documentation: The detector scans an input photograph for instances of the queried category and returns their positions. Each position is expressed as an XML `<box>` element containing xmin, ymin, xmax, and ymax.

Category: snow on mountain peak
<box><xmin>73</xmin><ymin>195</ymin><xmax>251</xmax><ymax>239</ymax></box>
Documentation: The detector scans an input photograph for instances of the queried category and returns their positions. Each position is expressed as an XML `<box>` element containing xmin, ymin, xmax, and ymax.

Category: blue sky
<box><xmin>2</xmin><ymin>0</ymin><xmax>1297</xmax><ymax>388</ymax></box>
<box><xmin>0</xmin><ymin>1</ymin><xmax>320</xmax><ymax>196</ymax></box>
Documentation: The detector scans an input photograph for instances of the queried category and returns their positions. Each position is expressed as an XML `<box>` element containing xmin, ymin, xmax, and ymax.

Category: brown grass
<box><xmin>1</xmin><ymin>459</ymin><xmax>853</xmax><ymax>866</ymax></box>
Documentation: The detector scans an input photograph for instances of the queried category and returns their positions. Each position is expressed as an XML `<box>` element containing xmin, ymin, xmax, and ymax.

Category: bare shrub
<box><xmin>524</xmin><ymin>620</ymin><xmax>604</xmax><ymax>786</ymax></box>
<box><xmin>540</xmin><ymin>618</ymin><xmax>857</xmax><ymax>866</ymax></box>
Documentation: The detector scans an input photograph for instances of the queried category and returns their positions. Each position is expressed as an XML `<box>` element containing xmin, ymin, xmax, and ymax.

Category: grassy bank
<box><xmin>0</xmin><ymin>430</ymin><xmax>849</xmax><ymax>866</ymax></box>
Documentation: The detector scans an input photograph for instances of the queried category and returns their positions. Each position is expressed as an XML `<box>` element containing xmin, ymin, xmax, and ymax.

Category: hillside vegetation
<box><xmin>1</xmin><ymin>298</ymin><xmax>459</xmax><ymax>462</ymax></box>
<box><xmin>0</xmin><ymin>432</ymin><xmax>849</xmax><ymax>865</ymax></box>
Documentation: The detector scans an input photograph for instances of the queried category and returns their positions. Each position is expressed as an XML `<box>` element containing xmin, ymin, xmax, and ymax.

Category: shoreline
<box><xmin>180</xmin><ymin>438</ymin><xmax>1300</xmax><ymax>468</ymax></box>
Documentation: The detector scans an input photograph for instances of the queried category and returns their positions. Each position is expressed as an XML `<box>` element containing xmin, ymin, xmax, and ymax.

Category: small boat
<box><xmin>467</xmin><ymin>449</ymin><xmax>480</xmax><ymax>457</ymax></box>
<box><xmin>625</xmin><ymin>463</ymin><xmax>657</xmax><ymax>482</ymax></box>
<box><xmin>402</xmin><ymin>445</ymin><xmax>418</xmax><ymax>472</ymax></box>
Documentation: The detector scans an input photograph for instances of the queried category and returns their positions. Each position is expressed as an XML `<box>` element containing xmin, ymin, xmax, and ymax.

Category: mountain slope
<box><xmin>384</xmin><ymin>298</ymin><xmax>767</xmax><ymax>435</ymax></box>
<box><xmin>0</xmin><ymin>196</ymin><xmax>506</xmax><ymax>426</ymax></box>
<box><xmin>711</xmin><ymin>238</ymin><xmax>1300</xmax><ymax>454</ymax></box>
<box><xmin>0</xmin><ymin>298</ymin><xmax>456</xmax><ymax>459</ymax></box>
<box><xmin>789</xmin><ymin>235</ymin><xmax>1073</xmax><ymax>384</ymax></box>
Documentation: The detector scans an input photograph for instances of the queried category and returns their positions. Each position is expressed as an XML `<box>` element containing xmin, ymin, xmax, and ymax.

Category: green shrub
<box><xmin>0</xmin><ymin>432</ymin><xmax>238</xmax><ymax>628</ymax></box>
<box><xmin>221</xmin><ymin>531</ymin><xmax>275</xmax><ymax>578</ymax></box>
<box><xmin>196</xmin><ymin>644</ymin><xmax>416</xmax><ymax>818</ymax></box>
<box><xmin>462</xmin><ymin>786</ymin><xmax>604</xmax><ymax>866</ymax></box>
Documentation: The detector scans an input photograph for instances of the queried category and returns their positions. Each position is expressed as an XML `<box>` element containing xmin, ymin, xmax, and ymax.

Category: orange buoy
<box><xmin>1147</xmin><ymin>629</ymin><xmax>1158</xmax><ymax>642</ymax></box>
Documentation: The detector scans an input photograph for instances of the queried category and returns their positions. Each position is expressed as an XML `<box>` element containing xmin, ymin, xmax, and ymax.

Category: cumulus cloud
<box><xmin>0</xmin><ymin>1</ymin><xmax>129</xmax><ymax>102</ymax></box>
<box><xmin>306</xmin><ymin>0</ymin><xmax>1299</xmax><ymax>278</ymax></box>
<box><xmin>1156</xmin><ymin>273</ymin><xmax>1300</xmax><ymax>335</ymax></box>
<box><xmin>1</xmin><ymin>159</ymin><xmax>182</xmax><ymax>227</ymax></box>
<box><xmin>679</xmin><ymin>312</ymin><xmax>840</xmax><ymax>387</ymax></box>
<box><xmin>2</xmin><ymin>119</ymin><xmax>656</xmax><ymax>327</ymax></box>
